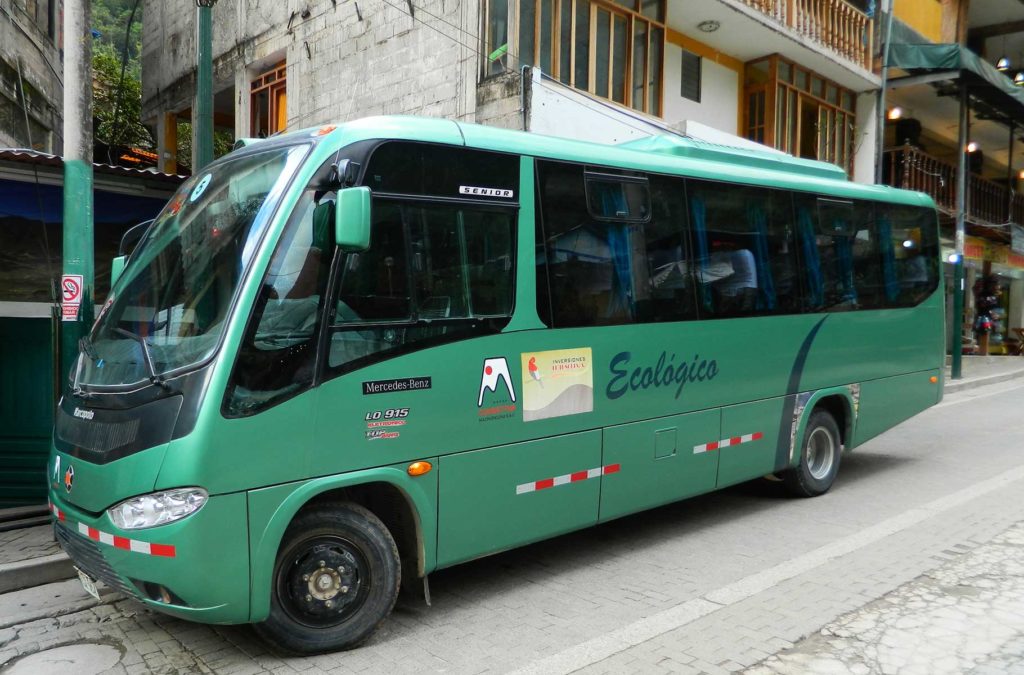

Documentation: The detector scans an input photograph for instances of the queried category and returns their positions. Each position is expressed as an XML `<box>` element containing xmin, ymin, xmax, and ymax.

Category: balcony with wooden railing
<box><xmin>884</xmin><ymin>143</ymin><xmax>1024</xmax><ymax>227</ymax></box>
<box><xmin>741</xmin><ymin>0</ymin><xmax>872</xmax><ymax>70</ymax></box>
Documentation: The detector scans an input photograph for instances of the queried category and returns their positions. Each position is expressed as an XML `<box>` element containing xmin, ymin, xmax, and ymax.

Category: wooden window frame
<box><xmin>250</xmin><ymin>61</ymin><xmax>287</xmax><ymax>138</ymax></box>
<box><xmin>483</xmin><ymin>0</ymin><xmax>665</xmax><ymax>117</ymax></box>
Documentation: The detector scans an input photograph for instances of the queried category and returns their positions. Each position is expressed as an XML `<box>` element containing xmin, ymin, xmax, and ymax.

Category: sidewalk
<box><xmin>1</xmin><ymin>355</ymin><xmax>1022</xmax><ymax>595</ymax></box>
<box><xmin>944</xmin><ymin>354</ymin><xmax>1024</xmax><ymax>394</ymax></box>
<box><xmin>0</xmin><ymin>518</ymin><xmax>71</xmax><ymax>594</ymax></box>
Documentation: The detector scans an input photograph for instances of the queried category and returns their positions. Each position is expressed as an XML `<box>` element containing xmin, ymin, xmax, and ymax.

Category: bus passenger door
<box><xmin>436</xmin><ymin>430</ymin><xmax>602</xmax><ymax>568</ymax></box>
<box><xmin>599</xmin><ymin>410</ymin><xmax>720</xmax><ymax>522</ymax></box>
<box><xmin>715</xmin><ymin>397</ymin><xmax>786</xmax><ymax>488</ymax></box>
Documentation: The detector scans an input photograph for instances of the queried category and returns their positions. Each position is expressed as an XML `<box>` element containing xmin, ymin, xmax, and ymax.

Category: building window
<box><xmin>680</xmin><ymin>49</ymin><xmax>700</xmax><ymax>102</ymax></box>
<box><xmin>743</xmin><ymin>54</ymin><xmax>856</xmax><ymax>174</ymax></box>
<box><xmin>250</xmin><ymin>62</ymin><xmax>287</xmax><ymax>138</ymax></box>
<box><xmin>483</xmin><ymin>0</ymin><xmax>665</xmax><ymax>116</ymax></box>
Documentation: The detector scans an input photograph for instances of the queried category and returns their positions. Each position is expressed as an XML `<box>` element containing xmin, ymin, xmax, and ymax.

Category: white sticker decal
<box><xmin>459</xmin><ymin>185</ymin><xmax>514</xmax><ymax>199</ymax></box>
<box><xmin>478</xmin><ymin>357</ymin><xmax>516</xmax><ymax>406</ymax></box>
<box><xmin>190</xmin><ymin>174</ymin><xmax>213</xmax><ymax>203</ymax></box>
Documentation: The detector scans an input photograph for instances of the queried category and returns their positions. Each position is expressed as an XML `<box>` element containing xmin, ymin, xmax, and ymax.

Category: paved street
<box><xmin>1</xmin><ymin>377</ymin><xmax>1023</xmax><ymax>674</ymax></box>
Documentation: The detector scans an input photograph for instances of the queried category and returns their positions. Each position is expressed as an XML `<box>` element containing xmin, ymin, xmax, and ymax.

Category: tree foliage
<box><xmin>92</xmin><ymin>43</ymin><xmax>153</xmax><ymax>151</ymax></box>
<box><xmin>91</xmin><ymin>0</ymin><xmax>143</xmax><ymax>63</ymax></box>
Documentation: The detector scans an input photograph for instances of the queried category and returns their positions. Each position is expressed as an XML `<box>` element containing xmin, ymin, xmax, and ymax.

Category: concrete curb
<box><xmin>0</xmin><ymin>552</ymin><xmax>75</xmax><ymax>594</ymax></box>
<box><xmin>944</xmin><ymin>367</ymin><xmax>1024</xmax><ymax>395</ymax></box>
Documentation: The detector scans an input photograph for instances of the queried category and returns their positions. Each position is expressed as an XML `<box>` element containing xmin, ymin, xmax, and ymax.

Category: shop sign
<box><xmin>964</xmin><ymin>236</ymin><xmax>986</xmax><ymax>261</ymax></box>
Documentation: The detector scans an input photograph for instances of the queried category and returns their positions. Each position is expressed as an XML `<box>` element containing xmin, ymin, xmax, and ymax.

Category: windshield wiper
<box><xmin>78</xmin><ymin>336</ymin><xmax>99</xmax><ymax>361</ymax></box>
<box><xmin>113</xmin><ymin>327</ymin><xmax>172</xmax><ymax>391</ymax></box>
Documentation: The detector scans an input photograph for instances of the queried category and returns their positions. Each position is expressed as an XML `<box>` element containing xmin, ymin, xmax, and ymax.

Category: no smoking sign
<box><xmin>61</xmin><ymin>274</ymin><xmax>84</xmax><ymax>322</ymax></box>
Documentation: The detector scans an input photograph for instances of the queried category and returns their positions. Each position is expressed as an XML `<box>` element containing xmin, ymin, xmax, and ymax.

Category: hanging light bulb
<box><xmin>887</xmin><ymin>106</ymin><xmax>903</xmax><ymax>120</ymax></box>
<box><xmin>1015</xmin><ymin>71</ymin><xmax>1024</xmax><ymax>86</ymax></box>
<box><xmin>967</xmin><ymin>141</ymin><xmax>979</xmax><ymax>153</ymax></box>
<box><xmin>997</xmin><ymin>56</ymin><xmax>1011</xmax><ymax>71</ymax></box>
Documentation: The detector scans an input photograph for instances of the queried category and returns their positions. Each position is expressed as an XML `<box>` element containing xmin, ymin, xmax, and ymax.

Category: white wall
<box><xmin>853</xmin><ymin>91</ymin><xmax>878</xmax><ymax>185</ymax></box>
<box><xmin>662</xmin><ymin>43</ymin><xmax>739</xmax><ymax>135</ymax></box>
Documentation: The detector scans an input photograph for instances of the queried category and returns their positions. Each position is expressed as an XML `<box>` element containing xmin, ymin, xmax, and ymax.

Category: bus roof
<box><xmin>281</xmin><ymin>116</ymin><xmax>935</xmax><ymax>209</ymax></box>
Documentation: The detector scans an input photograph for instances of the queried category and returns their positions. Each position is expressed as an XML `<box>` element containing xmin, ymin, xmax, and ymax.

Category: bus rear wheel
<box><xmin>783</xmin><ymin>409</ymin><xmax>841</xmax><ymax>498</ymax></box>
<box><xmin>256</xmin><ymin>502</ymin><xmax>400</xmax><ymax>654</ymax></box>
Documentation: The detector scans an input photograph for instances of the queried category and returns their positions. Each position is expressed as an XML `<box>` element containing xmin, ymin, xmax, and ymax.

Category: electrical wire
<box><xmin>108</xmin><ymin>0</ymin><xmax>144</xmax><ymax>165</ymax></box>
<box><xmin>15</xmin><ymin>56</ymin><xmax>56</xmax><ymax>304</ymax></box>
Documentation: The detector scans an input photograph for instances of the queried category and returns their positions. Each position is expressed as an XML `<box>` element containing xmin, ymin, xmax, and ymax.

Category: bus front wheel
<box><xmin>783</xmin><ymin>409</ymin><xmax>841</xmax><ymax>498</ymax></box>
<box><xmin>256</xmin><ymin>502</ymin><xmax>401</xmax><ymax>654</ymax></box>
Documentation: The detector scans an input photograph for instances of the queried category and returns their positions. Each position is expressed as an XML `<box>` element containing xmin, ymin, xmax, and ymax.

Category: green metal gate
<box><xmin>0</xmin><ymin>316</ymin><xmax>56</xmax><ymax>507</ymax></box>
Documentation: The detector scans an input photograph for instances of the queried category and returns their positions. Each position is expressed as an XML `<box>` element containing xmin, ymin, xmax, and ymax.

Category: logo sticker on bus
<box><xmin>362</xmin><ymin>377</ymin><xmax>431</xmax><ymax>395</ymax></box>
<box><xmin>521</xmin><ymin>348</ymin><xmax>594</xmax><ymax>422</ymax></box>
<box><xmin>189</xmin><ymin>173</ymin><xmax>212</xmax><ymax>203</ymax></box>
<box><xmin>459</xmin><ymin>185</ymin><xmax>514</xmax><ymax>199</ymax></box>
<box><xmin>606</xmin><ymin>351</ymin><xmax>720</xmax><ymax>401</ymax></box>
<box><xmin>478</xmin><ymin>357</ymin><xmax>517</xmax><ymax>421</ymax></box>
<box><xmin>364</xmin><ymin>408</ymin><xmax>409</xmax><ymax>440</ymax></box>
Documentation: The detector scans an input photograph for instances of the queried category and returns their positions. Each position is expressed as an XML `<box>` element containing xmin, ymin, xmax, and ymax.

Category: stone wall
<box><xmin>142</xmin><ymin>0</ymin><xmax>479</xmax><ymax>133</ymax></box>
<box><xmin>0</xmin><ymin>0</ymin><xmax>62</xmax><ymax>152</ymax></box>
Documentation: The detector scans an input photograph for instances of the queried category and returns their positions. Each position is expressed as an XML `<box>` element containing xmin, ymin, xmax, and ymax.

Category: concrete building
<box><xmin>141</xmin><ymin>0</ymin><xmax>879</xmax><ymax>181</ymax></box>
<box><xmin>0</xmin><ymin>0</ymin><xmax>62</xmax><ymax>153</ymax></box>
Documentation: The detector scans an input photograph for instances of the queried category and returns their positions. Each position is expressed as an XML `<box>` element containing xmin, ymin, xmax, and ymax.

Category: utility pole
<box><xmin>951</xmin><ymin>81</ymin><xmax>968</xmax><ymax>380</ymax></box>
<box><xmin>61</xmin><ymin>0</ymin><xmax>93</xmax><ymax>387</ymax></box>
<box><xmin>195</xmin><ymin>0</ymin><xmax>217</xmax><ymax>170</ymax></box>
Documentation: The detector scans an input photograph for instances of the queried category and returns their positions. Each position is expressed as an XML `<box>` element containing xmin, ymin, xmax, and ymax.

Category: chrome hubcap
<box><xmin>806</xmin><ymin>427</ymin><xmax>835</xmax><ymax>480</ymax></box>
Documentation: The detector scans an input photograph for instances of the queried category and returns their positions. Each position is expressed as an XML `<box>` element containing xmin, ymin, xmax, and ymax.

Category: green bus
<box><xmin>48</xmin><ymin>116</ymin><xmax>943</xmax><ymax>653</ymax></box>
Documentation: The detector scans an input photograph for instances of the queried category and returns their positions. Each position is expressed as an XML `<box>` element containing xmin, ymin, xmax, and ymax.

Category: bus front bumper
<box><xmin>49</xmin><ymin>488</ymin><xmax>251</xmax><ymax>625</ymax></box>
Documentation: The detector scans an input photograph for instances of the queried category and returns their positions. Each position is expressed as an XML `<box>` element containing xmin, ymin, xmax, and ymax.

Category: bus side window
<box><xmin>880</xmin><ymin>204</ymin><xmax>939</xmax><ymax>307</ymax></box>
<box><xmin>537</xmin><ymin>162</ymin><xmax>693</xmax><ymax>327</ymax></box>
<box><xmin>326</xmin><ymin>201</ymin><xmax>515</xmax><ymax>372</ymax></box>
<box><xmin>795</xmin><ymin>196</ymin><xmax>882</xmax><ymax>312</ymax></box>
<box><xmin>687</xmin><ymin>180</ymin><xmax>800</xmax><ymax>317</ymax></box>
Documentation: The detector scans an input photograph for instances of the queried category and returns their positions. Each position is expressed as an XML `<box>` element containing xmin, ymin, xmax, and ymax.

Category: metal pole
<box><xmin>1007</xmin><ymin>123</ymin><xmax>1015</xmax><ymax>223</ymax></box>
<box><xmin>874</xmin><ymin>0</ymin><xmax>896</xmax><ymax>185</ymax></box>
<box><xmin>195</xmin><ymin>1</ymin><xmax>215</xmax><ymax>170</ymax></box>
<box><xmin>951</xmin><ymin>81</ymin><xmax>967</xmax><ymax>380</ymax></box>
<box><xmin>61</xmin><ymin>0</ymin><xmax>94</xmax><ymax>388</ymax></box>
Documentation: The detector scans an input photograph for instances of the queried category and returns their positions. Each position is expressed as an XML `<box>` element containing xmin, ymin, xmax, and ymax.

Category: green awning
<box><xmin>888</xmin><ymin>43</ymin><xmax>1024</xmax><ymax>126</ymax></box>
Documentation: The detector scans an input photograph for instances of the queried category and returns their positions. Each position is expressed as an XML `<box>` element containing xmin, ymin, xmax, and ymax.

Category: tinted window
<box><xmin>327</xmin><ymin>200</ymin><xmax>515</xmax><ymax>371</ymax></box>
<box><xmin>537</xmin><ymin>162</ymin><xmax>695</xmax><ymax>327</ymax></box>
<box><xmin>688</xmin><ymin>180</ymin><xmax>801</xmax><ymax>317</ymax></box>
<box><xmin>364</xmin><ymin>142</ymin><xmax>519</xmax><ymax>201</ymax></box>
<box><xmin>794</xmin><ymin>196</ymin><xmax>882</xmax><ymax>311</ymax></box>
<box><xmin>879</xmin><ymin>204</ymin><xmax>940</xmax><ymax>307</ymax></box>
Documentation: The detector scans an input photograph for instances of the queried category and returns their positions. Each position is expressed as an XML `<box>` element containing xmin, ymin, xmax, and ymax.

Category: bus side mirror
<box><xmin>335</xmin><ymin>187</ymin><xmax>371</xmax><ymax>252</ymax></box>
<box><xmin>111</xmin><ymin>255</ymin><xmax>127</xmax><ymax>286</ymax></box>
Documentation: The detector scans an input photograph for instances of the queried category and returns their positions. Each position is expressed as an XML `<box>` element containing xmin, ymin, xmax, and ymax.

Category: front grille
<box><xmin>55</xmin><ymin>412</ymin><xmax>140</xmax><ymax>453</ymax></box>
<box><xmin>55</xmin><ymin>520</ymin><xmax>136</xmax><ymax>597</ymax></box>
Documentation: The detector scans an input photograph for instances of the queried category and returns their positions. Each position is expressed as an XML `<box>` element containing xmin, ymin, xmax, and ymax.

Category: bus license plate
<box><xmin>76</xmin><ymin>568</ymin><xmax>100</xmax><ymax>600</ymax></box>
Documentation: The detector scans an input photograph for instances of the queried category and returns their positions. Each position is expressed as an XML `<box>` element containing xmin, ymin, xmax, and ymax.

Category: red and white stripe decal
<box><xmin>50</xmin><ymin>499</ymin><xmax>176</xmax><ymax>557</ymax></box>
<box><xmin>693</xmin><ymin>431</ymin><xmax>764</xmax><ymax>455</ymax></box>
<box><xmin>516</xmin><ymin>464</ymin><xmax>620</xmax><ymax>495</ymax></box>
<box><xmin>76</xmin><ymin>522</ymin><xmax>176</xmax><ymax>557</ymax></box>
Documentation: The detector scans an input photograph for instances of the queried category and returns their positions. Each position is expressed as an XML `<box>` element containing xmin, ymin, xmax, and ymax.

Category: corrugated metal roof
<box><xmin>0</xmin><ymin>148</ymin><xmax>185</xmax><ymax>184</ymax></box>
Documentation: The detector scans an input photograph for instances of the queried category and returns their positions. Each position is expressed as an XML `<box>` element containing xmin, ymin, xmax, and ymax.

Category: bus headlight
<box><xmin>108</xmin><ymin>488</ymin><xmax>208</xmax><ymax>530</ymax></box>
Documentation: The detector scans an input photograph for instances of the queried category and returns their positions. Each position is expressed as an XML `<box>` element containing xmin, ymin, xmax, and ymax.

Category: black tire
<box><xmin>783</xmin><ymin>409</ymin><xmax>841</xmax><ymax>498</ymax></box>
<box><xmin>254</xmin><ymin>502</ymin><xmax>400</xmax><ymax>654</ymax></box>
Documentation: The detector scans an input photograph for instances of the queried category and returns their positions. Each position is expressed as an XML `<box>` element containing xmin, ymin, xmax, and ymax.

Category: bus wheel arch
<box><xmin>306</xmin><ymin>482</ymin><xmax>425</xmax><ymax>593</ymax></box>
<box><xmin>784</xmin><ymin>392</ymin><xmax>854</xmax><ymax>498</ymax></box>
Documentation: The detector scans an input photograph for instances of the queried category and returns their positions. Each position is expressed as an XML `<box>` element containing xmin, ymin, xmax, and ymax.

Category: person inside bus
<box><xmin>711</xmin><ymin>246</ymin><xmax>758</xmax><ymax>312</ymax></box>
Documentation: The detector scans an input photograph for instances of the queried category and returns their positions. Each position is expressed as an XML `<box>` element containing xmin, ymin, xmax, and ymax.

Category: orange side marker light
<box><xmin>407</xmin><ymin>461</ymin><xmax>433</xmax><ymax>477</ymax></box>
<box><xmin>929</xmin><ymin>376</ymin><xmax>938</xmax><ymax>384</ymax></box>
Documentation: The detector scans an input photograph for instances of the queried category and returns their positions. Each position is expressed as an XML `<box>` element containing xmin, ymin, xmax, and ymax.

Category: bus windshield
<box><xmin>78</xmin><ymin>144</ymin><xmax>309</xmax><ymax>388</ymax></box>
